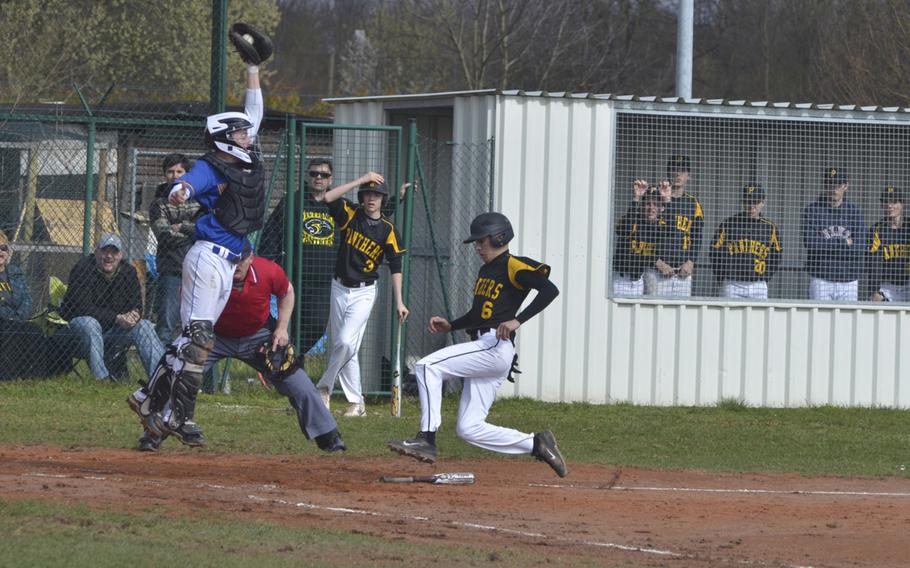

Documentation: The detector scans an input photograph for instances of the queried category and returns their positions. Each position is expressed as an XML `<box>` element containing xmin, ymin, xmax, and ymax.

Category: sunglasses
<box><xmin>308</xmin><ymin>171</ymin><xmax>332</xmax><ymax>179</ymax></box>
<box><xmin>0</xmin><ymin>244</ymin><xmax>9</xmax><ymax>252</ymax></box>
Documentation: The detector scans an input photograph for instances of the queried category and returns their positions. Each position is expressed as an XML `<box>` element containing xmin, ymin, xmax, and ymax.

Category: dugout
<box><xmin>327</xmin><ymin>90</ymin><xmax>910</xmax><ymax>409</ymax></box>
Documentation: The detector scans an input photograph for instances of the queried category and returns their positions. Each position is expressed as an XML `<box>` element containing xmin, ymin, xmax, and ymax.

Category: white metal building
<box><xmin>327</xmin><ymin>90</ymin><xmax>910</xmax><ymax>408</ymax></box>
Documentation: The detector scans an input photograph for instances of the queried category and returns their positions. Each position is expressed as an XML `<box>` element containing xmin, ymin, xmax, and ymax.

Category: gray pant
<box><xmin>205</xmin><ymin>327</ymin><xmax>337</xmax><ymax>439</ymax></box>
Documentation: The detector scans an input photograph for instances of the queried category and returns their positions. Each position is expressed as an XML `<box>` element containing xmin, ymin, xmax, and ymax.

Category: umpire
<box><xmin>132</xmin><ymin>244</ymin><xmax>345</xmax><ymax>452</ymax></box>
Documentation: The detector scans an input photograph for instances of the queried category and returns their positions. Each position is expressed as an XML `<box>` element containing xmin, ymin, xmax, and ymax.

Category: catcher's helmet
<box><xmin>463</xmin><ymin>212</ymin><xmax>514</xmax><ymax>247</ymax></box>
<box><xmin>358</xmin><ymin>180</ymin><xmax>390</xmax><ymax>206</ymax></box>
<box><xmin>206</xmin><ymin>111</ymin><xmax>254</xmax><ymax>163</ymax></box>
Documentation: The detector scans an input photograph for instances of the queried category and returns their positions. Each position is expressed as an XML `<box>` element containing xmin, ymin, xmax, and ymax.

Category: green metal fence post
<box><xmin>210</xmin><ymin>0</ymin><xmax>228</xmax><ymax>115</ymax></box>
<box><xmin>75</xmin><ymin>84</ymin><xmax>97</xmax><ymax>256</ymax></box>
<box><xmin>285</xmin><ymin>117</ymin><xmax>299</xmax><ymax>352</ymax></box>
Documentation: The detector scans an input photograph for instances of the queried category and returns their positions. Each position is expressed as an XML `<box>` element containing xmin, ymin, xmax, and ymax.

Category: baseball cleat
<box><xmin>137</xmin><ymin>431</ymin><xmax>163</xmax><ymax>452</ymax></box>
<box><xmin>388</xmin><ymin>436</ymin><xmax>437</xmax><ymax>464</ymax></box>
<box><xmin>146</xmin><ymin>414</ymin><xmax>207</xmax><ymax>447</ymax></box>
<box><xmin>315</xmin><ymin>429</ymin><xmax>347</xmax><ymax>452</ymax></box>
<box><xmin>342</xmin><ymin>403</ymin><xmax>365</xmax><ymax>417</ymax></box>
<box><xmin>532</xmin><ymin>430</ymin><xmax>568</xmax><ymax>477</ymax></box>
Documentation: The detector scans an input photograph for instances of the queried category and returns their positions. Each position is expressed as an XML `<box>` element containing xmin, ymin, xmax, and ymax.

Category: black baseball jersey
<box><xmin>328</xmin><ymin>198</ymin><xmax>405</xmax><ymax>283</ymax></box>
<box><xmin>613</xmin><ymin>207</ymin><xmax>670</xmax><ymax>279</ymax></box>
<box><xmin>866</xmin><ymin>219</ymin><xmax>910</xmax><ymax>286</ymax></box>
<box><xmin>710</xmin><ymin>212</ymin><xmax>782</xmax><ymax>282</ymax></box>
<box><xmin>662</xmin><ymin>192</ymin><xmax>704</xmax><ymax>266</ymax></box>
<box><xmin>459</xmin><ymin>252</ymin><xmax>551</xmax><ymax>329</ymax></box>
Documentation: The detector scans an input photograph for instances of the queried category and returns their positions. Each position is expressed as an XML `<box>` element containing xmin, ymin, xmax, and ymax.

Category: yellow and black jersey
<box><xmin>613</xmin><ymin>209</ymin><xmax>670</xmax><ymax>279</ymax></box>
<box><xmin>709</xmin><ymin>212</ymin><xmax>782</xmax><ymax>282</ymax></box>
<box><xmin>463</xmin><ymin>252</ymin><xmax>550</xmax><ymax>328</ymax></box>
<box><xmin>328</xmin><ymin>198</ymin><xmax>405</xmax><ymax>284</ymax></box>
<box><xmin>662</xmin><ymin>192</ymin><xmax>704</xmax><ymax>265</ymax></box>
<box><xmin>866</xmin><ymin>219</ymin><xmax>910</xmax><ymax>285</ymax></box>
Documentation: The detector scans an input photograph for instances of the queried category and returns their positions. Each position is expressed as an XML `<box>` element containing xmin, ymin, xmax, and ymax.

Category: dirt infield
<box><xmin>2</xmin><ymin>444</ymin><xmax>908</xmax><ymax>567</ymax></box>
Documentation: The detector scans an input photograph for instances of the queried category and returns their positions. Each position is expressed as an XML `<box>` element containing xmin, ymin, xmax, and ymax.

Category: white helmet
<box><xmin>206</xmin><ymin>111</ymin><xmax>254</xmax><ymax>163</ymax></box>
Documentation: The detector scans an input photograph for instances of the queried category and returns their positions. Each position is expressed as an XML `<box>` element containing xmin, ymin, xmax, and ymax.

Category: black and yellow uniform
<box><xmin>327</xmin><ymin>198</ymin><xmax>405</xmax><ymax>284</ymax></box>
<box><xmin>613</xmin><ymin>206</ymin><xmax>670</xmax><ymax>279</ymax></box>
<box><xmin>663</xmin><ymin>193</ymin><xmax>704</xmax><ymax>267</ymax></box>
<box><xmin>865</xmin><ymin>219</ymin><xmax>910</xmax><ymax>290</ymax></box>
<box><xmin>710</xmin><ymin>212</ymin><xmax>782</xmax><ymax>282</ymax></box>
<box><xmin>448</xmin><ymin>251</ymin><xmax>558</xmax><ymax>339</ymax></box>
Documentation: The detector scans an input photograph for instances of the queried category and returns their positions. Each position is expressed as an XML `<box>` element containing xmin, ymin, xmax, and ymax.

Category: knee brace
<box><xmin>168</xmin><ymin>320</ymin><xmax>215</xmax><ymax>428</ymax></box>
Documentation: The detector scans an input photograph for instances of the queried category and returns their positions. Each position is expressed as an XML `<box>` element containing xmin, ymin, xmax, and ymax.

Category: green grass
<box><xmin>0</xmin><ymin>500</ymin><xmax>554</xmax><ymax>568</ymax></box>
<box><xmin>1</xmin><ymin>376</ymin><xmax>909</xmax><ymax>477</ymax></box>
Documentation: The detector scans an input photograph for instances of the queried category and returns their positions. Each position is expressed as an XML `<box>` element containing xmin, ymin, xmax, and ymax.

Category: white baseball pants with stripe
<box><xmin>317</xmin><ymin>279</ymin><xmax>377</xmax><ymax>405</ymax></box>
<box><xmin>415</xmin><ymin>330</ymin><xmax>533</xmax><ymax>455</ymax></box>
<box><xmin>721</xmin><ymin>280</ymin><xmax>768</xmax><ymax>299</ymax></box>
<box><xmin>809</xmin><ymin>278</ymin><xmax>858</xmax><ymax>301</ymax></box>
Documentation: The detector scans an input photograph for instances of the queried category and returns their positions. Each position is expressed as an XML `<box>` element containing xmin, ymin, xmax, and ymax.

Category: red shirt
<box><xmin>215</xmin><ymin>256</ymin><xmax>290</xmax><ymax>338</ymax></box>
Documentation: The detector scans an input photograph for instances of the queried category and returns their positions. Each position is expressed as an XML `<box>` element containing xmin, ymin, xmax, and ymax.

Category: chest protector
<box><xmin>201</xmin><ymin>152</ymin><xmax>266</xmax><ymax>236</ymax></box>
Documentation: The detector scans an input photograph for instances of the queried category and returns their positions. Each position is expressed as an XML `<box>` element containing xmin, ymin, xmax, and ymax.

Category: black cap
<box><xmin>823</xmin><ymin>166</ymin><xmax>848</xmax><ymax>188</ymax></box>
<box><xmin>742</xmin><ymin>183</ymin><xmax>765</xmax><ymax>204</ymax></box>
<box><xmin>358</xmin><ymin>180</ymin><xmax>389</xmax><ymax>196</ymax></box>
<box><xmin>666</xmin><ymin>154</ymin><xmax>691</xmax><ymax>175</ymax></box>
<box><xmin>881</xmin><ymin>185</ymin><xmax>905</xmax><ymax>203</ymax></box>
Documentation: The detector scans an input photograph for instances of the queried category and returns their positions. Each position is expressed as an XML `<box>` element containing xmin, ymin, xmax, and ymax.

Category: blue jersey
<box><xmin>178</xmin><ymin>160</ymin><xmax>247</xmax><ymax>255</ymax></box>
<box><xmin>801</xmin><ymin>198</ymin><xmax>866</xmax><ymax>282</ymax></box>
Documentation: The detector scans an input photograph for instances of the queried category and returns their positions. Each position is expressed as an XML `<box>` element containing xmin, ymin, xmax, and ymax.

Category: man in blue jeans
<box><xmin>60</xmin><ymin>233</ymin><xmax>163</xmax><ymax>380</ymax></box>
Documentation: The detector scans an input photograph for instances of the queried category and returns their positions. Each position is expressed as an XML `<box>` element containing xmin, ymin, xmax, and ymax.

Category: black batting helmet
<box><xmin>358</xmin><ymin>180</ymin><xmax>390</xmax><ymax>205</ymax></box>
<box><xmin>463</xmin><ymin>212</ymin><xmax>514</xmax><ymax>247</ymax></box>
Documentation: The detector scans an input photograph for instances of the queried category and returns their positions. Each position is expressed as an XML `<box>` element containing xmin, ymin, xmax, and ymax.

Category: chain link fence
<box><xmin>0</xmin><ymin>112</ymin><xmax>289</xmax><ymax>383</ymax></box>
<box><xmin>398</xmin><ymin>135</ymin><xmax>493</xmax><ymax>393</ymax></box>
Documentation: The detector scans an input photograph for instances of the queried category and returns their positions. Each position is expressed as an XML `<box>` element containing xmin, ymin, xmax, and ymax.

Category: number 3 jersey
<box><xmin>710</xmin><ymin>212</ymin><xmax>783</xmax><ymax>282</ymax></box>
<box><xmin>328</xmin><ymin>198</ymin><xmax>405</xmax><ymax>283</ymax></box>
<box><xmin>455</xmin><ymin>252</ymin><xmax>551</xmax><ymax>331</ymax></box>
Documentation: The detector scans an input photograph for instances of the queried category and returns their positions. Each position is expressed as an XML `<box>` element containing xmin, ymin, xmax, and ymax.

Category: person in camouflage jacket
<box><xmin>148</xmin><ymin>153</ymin><xmax>204</xmax><ymax>343</ymax></box>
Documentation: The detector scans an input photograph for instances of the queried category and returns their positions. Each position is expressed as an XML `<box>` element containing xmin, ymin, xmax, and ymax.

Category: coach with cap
<box><xmin>60</xmin><ymin>233</ymin><xmax>164</xmax><ymax>380</ymax></box>
<box><xmin>801</xmin><ymin>166</ymin><xmax>866</xmax><ymax>301</ymax></box>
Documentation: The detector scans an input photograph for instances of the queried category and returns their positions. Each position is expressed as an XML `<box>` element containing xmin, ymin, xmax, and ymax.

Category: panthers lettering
<box><xmin>663</xmin><ymin>193</ymin><xmax>704</xmax><ymax>264</ymax></box>
<box><xmin>301</xmin><ymin>211</ymin><xmax>335</xmax><ymax>246</ymax></box>
<box><xmin>710</xmin><ymin>212</ymin><xmax>782</xmax><ymax>282</ymax></box>
<box><xmin>613</xmin><ymin>208</ymin><xmax>670</xmax><ymax>279</ymax></box>
<box><xmin>463</xmin><ymin>253</ymin><xmax>550</xmax><ymax>328</ymax></box>
<box><xmin>866</xmin><ymin>220</ymin><xmax>910</xmax><ymax>286</ymax></box>
<box><xmin>327</xmin><ymin>197</ymin><xmax>405</xmax><ymax>284</ymax></box>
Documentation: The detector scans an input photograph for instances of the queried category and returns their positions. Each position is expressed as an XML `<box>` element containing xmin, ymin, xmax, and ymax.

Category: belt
<box><xmin>335</xmin><ymin>277</ymin><xmax>374</xmax><ymax>288</ymax></box>
<box><xmin>211</xmin><ymin>244</ymin><xmax>241</xmax><ymax>264</ymax></box>
<box><xmin>467</xmin><ymin>328</ymin><xmax>495</xmax><ymax>341</ymax></box>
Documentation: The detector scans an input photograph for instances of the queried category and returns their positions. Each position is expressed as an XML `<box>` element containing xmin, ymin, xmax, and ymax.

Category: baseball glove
<box><xmin>229</xmin><ymin>22</ymin><xmax>273</xmax><ymax>65</ymax></box>
<box><xmin>256</xmin><ymin>341</ymin><xmax>296</xmax><ymax>381</ymax></box>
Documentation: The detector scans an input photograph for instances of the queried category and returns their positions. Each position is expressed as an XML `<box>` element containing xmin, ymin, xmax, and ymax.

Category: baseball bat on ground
<box><xmin>379</xmin><ymin>472</ymin><xmax>475</xmax><ymax>485</ymax></box>
<box><xmin>390</xmin><ymin>320</ymin><xmax>402</xmax><ymax>417</ymax></box>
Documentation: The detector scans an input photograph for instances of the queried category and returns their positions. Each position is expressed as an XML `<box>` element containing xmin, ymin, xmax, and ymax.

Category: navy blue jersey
<box><xmin>801</xmin><ymin>198</ymin><xmax>866</xmax><ymax>281</ymax></box>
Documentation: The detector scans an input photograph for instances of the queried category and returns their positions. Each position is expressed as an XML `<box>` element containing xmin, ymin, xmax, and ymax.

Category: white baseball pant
<box><xmin>721</xmin><ymin>280</ymin><xmax>768</xmax><ymax>299</ymax></box>
<box><xmin>643</xmin><ymin>269</ymin><xmax>692</xmax><ymax>297</ymax></box>
<box><xmin>809</xmin><ymin>278</ymin><xmax>858</xmax><ymax>301</ymax></box>
<box><xmin>612</xmin><ymin>274</ymin><xmax>644</xmax><ymax>296</ymax></box>
<box><xmin>415</xmin><ymin>330</ymin><xmax>534</xmax><ymax>455</ymax></box>
<box><xmin>317</xmin><ymin>279</ymin><xmax>377</xmax><ymax>405</ymax></box>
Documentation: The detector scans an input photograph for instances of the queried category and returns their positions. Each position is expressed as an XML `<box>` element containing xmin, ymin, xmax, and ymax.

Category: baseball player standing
<box><xmin>643</xmin><ymin>155</ymin><xmax>704</xmax><ymax>296</ymax></box>
<box><xmin>315</xmin><ymin>173</ymin><xmax>409</xmax><ymax>417</ymax></box>
<box><xmin>865</xmin><ymin>185</ymin><xmax>910</xmax><ymax>302</ymax></box>
<box><xmin>709</xmin><ymin>184</ymin><xmax>783</xmax><ymax>299</ymax></box>
<box><xmin>613</xmin><ymin>184</ymin><xmax>670</xmax><ymax>296</ymax></box>
<box><xmin>131</xmin><ymin>26</ymin><xmax>271</xmax><ymax>444</ymax></box>
<box><xmin>387</xmin><ymin>212</ymin><xmax>567</xmax><ymax>478</ymax></box>
<box><xmin>801</xmin><ymin>167</ymin><xmax>866</xmax><ymax>301</ymax></box>
<box><xmin>131</xmin><ymin>246</ymin><xmax>346</xmax><ymax>452</ymax></box>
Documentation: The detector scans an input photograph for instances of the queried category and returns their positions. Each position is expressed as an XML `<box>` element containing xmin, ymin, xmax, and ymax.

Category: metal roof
<box><xmin>324</xmin><ymin>89</ymin><xmax>910</xmax><ymax>114</ymax></box>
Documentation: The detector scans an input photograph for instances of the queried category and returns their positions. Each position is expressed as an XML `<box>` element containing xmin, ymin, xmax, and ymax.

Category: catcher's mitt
<box><xmin>256</xmin><ymin>342</ymin><xmax>297</xmax><ymax>381</ymax></box>
<box><xmin>229</xmin><ymin>22</ymin><xmax>273</xmax><ymax>65</ymax></box>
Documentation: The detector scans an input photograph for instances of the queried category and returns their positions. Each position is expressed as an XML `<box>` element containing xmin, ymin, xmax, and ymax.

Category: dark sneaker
<box><xmin>137</xmin><ymin>431</ymin><xmax>162</xmax><ymax>452</ymax></box>
<box><xmin>388</xmin><ymin>435</ymin><xmax>437</xmax><ymax>464</ymax></box>
<box><xmin>315</xmin><ymin>429</ymin><xmax>347</xmax><ymax>453</ymax></box>
<box><xmin>532</xmin><ymin>431</ymin><xmax>567</xmax><ymax>477</ymax></box>
<box><xmin>172</xmin><ymin>421</ymin><xmax>207</xmax><ymax>447</ymax></box>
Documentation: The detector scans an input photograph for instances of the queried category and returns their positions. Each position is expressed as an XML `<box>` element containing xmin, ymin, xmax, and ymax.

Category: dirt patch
<box><xmin>2</xmin><ymin>444</ymin><xmax>908</xmax><ymax>567</ymax></box>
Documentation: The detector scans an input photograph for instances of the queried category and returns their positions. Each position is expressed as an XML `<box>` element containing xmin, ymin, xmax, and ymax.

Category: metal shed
<box><xmin>327</xmin><ymin>90</ymin><xmax>910</xmax><ymax>408</ymax></box>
